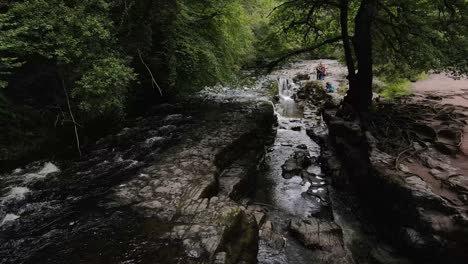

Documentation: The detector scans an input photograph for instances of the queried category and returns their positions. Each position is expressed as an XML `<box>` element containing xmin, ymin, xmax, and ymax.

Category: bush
<box><xmin>409</xmin><ymin>72</ymin><xmax>429</xmax><ymax>82</ymax></box>
<box><xmin>73</xmin><ymin>56</ymin><xmax>137</xmax><ymax>118</ymax></box>
<box><xmin>381</xmin><ymin>79</ymin><xmax>412</xmax><ymax>100</ymax></box>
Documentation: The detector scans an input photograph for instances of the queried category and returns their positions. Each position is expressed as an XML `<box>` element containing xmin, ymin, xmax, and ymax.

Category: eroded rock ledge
<box><xmin>0</xmin><ymin>95</ymin><xmax>275</xmax><ymax>264</ymax></box>
<box><xmin>317</xmin><ymin>106</ymin><xmax>468</xmax><ymax>264</ymax></box>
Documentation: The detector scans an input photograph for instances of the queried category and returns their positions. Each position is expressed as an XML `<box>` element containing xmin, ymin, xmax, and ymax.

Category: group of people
<box><xmin>315</xmin><ymin>62</ymin><xmax>327</xmax><ymax>80</ymax></box>
<box><xmin>315</xmin><ymin>62</ymin><xmax>335</xmax><ymax>93</ymax></box>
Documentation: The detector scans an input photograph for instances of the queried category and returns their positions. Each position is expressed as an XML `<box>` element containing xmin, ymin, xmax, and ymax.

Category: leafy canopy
<box><xmin>0</xmin><ymin>0</ymin><xmax>136</xmax><ymax>117</ymax></box>
<box><xmin>265</xmin><ymin>0</ymin><xmax>468</xmax><ymax>79</ymax></box>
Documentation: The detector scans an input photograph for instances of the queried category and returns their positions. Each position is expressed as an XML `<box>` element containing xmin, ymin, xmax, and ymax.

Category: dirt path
<box><xmin>409</xmin><ymin>73</ymin><xmax>468</xmax><ymax>207</ymax></box>
<box><xmin>412</xmin><ymin>73</ymin><xmax>468</xmax><ymax>151</ymax></box>
<box><xmin>412</xmin><ymin>73</ymin><xmax>468</xmax><ymax>108</ymax></box>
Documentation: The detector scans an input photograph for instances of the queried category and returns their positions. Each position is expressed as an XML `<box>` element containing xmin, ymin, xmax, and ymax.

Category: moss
<box><xmin>217</xmin><ymin>209</ymin><xmax>258</xmax><ymax>264</ymax></box>
<box><xmin>267</xmin><ymin>80</ymin><xmax>279</xmax><ymax>96</ymax></box>
<box><xmin>224</xmin><ymin>212</ymin><xmax>258</xmax><ymax>264</ymax></box>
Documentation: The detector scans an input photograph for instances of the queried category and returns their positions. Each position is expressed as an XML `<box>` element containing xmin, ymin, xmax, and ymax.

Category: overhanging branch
<box><xmin>267</xmin><ymin>36</ymin><xmax>342</xmax><ymax>72</ymax></box>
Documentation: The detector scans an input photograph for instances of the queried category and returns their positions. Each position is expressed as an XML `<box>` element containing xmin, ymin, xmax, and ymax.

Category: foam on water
<box><xmin>38</xmin><ymin>162</ymin><xmax>60</xmax><ymax>175</ymax></box>
<box><xmin>24</xmin><ymin>162</ymin><xmax>60</xmax><ymax>180</ymax></box>
<box><xmin>277</xmin><ymin>76</ymin><xmax>303</xmax><ymax>118</ymax></box>
<box><xmin>2</xmin><ymin>187</ymin><xmax>30</xmax><ymax>203</ymax></box>
<box><xmin>0</xmin><ymin>214</ymin><xmax>20</xmax><ymax>226</ymax></box>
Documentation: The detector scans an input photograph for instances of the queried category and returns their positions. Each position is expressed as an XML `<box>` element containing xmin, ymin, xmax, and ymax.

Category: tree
<box><xmin>0</xmin><ymin>0</ymin><xmax>137</xmax><ymax>155</ymax></box>
<box><xmin>113</xmin><ymin>0</ymin><xmax>275</xmax><ymax>94</ymax></box>
<box><xmin>267</xmin><ymin>0</ymin><xmax>468</xmax><ymax>114</ymax></box>
<box><xmin>0</xmin><ymin>0</ymin><xmax>136</xmax><ymax>117</ymax></box>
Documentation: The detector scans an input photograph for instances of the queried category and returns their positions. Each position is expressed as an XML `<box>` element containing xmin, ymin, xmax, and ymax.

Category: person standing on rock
<box><xmin>316</xmin><ymin>62</ymin><xmax>327</xmax><ymax>80</ymax></box>
<box><xmin>316</xmin><ymin>62</ymin><xmax>323</xmax><ymax>80</ymax></box>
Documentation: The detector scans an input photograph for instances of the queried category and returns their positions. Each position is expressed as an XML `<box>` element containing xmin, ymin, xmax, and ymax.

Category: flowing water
<box><xmin>277</xmin><ymin>77</ymin><xmax>303</xmax><ymax>118</ymax></box>
<box><xmin>255</xmin><ymin>65</ymin><xmax>330</xmax><ymax>264</ymax></box>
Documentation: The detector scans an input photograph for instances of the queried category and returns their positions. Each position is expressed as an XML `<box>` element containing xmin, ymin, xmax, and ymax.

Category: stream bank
<box><xmin>1</xmin><ymin>60</ymin><xmax>467</xmax><ymax>264</ymax></box>
<box><xmin>1</xmin><ymin>94</ymin><xmax>274</xmax><ymax>264</ymax></box>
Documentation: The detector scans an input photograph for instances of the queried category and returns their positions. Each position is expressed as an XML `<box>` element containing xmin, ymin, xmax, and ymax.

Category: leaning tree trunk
<box><xmin>344</xmin><ymin>0</ymin><xmax>375</xmax><ymax>114</ymax></box>
<box><xmin>340</xmin><ymin>0</ymin><xmax>356</xmax><ymax>77</ymax></box>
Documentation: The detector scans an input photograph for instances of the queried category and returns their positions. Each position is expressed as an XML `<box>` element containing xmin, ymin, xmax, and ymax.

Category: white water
<box><xmin>0</xmin><ymin>213</ymin><xmax>20</xmax><ymax>226</ymax></box>
<box><xmin>1</xmin><ymin>162</ymin><xmax>61</xmax><ymax>226</ymax></box>
<box><xmin>24</xmin><ymin>162</ymin><xmax>60</xmax><ymax>180</ymax></box>
<box><xmin>277</xmin><ymin>76</ymin><xmax>302</xmax><ymax>118</ymax></box>
<box><xmin>2</xmin><ymin>187</ymin><xmax>30</xmax><ymax>203</ymax></box>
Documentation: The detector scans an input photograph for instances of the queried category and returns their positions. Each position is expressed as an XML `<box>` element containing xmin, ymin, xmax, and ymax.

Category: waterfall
<box><xmin>278</xmin><ymin>76</ymin><xmax>299</xmax><ymax>117</ymax></box>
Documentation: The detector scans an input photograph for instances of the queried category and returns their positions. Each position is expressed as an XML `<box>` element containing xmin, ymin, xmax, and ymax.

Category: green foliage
<box><xmin>0</xmin><ymin>0</ymin><xmax>135</xmax><ymax>117</ymax></box>
<box><xmin>372</xmin><ymin>0</ymin><xmax>468</xmax><ymax>78</ymax></box>
<box><xmin>73</xmin><ymin>56</ymin><xmax>137</xmax><ymax>117</ymax></box>
<box><xmin>0</xmin><ymin>0</ymin><xmax>114</xmax><ymax>64</ymax></box>
<box><xmin>265</xmin><ymin>0</ymin><xmax>468</xmax><ymax>80</ymax></box>
<box><xmin>380</xmin><ymin>79</ymin><xmax>412</xmax><ymax>100</ymax></box>
<box><xmin>168</xmin><ymin>0</ymin><xmax>260</xmax><ymax>91</ymax></box>
<box><xmin>409</xmin><ymin>72</ymin><xmax>429</xmax><ymax>82</ymax></box>
<box><xmin>266</xmin><ymin>80</ymin><xmax>279</xmax><ymax>96</ymax></box>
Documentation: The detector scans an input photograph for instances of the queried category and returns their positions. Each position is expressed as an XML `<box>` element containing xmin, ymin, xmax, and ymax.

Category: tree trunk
<box><xmin>339</xmin><ymin>0</ymin><xmax>355</xmax><ymax>77</ymax></box>
<box><xmin>344</xmin><ymin>0</ymin><xmax>375</xmax><ymax>114</ymax></box>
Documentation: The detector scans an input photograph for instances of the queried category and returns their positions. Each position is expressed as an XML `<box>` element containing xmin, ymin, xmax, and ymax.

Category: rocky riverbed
<box><xmin>1</xmin><ymin>60</ymin><xmax>467</xmax><ymax>264</ymax></box>
<box><xmin>0</xmin><ymin>93</ymin><xmax>275</xmax><ymax>264</ymax></box>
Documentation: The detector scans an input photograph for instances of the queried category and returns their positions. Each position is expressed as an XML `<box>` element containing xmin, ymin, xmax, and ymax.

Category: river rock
<box><xmin>289</xmin><ymin>218</ymin><xmax>351</xmax><ymax>263</ymax></box>
<box><xmin>281</xmin><ymin>149</ymin><xmax>312</xmax><ymax>179</ymax></box>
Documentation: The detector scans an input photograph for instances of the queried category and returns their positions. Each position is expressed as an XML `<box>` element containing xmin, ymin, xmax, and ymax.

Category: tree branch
<box><xmin>60</xmin><ymin>76</ymin><xmax>82</xmax><ymax>157</ymax></box>
<box><xmin>137</xmin><ymin>49</ymin><xmax>163</xmax><ymax>96</ymax></box>
<box><xmin>267</xmin><ymin>36</ymin><xmax>342</xmax><ymax>72</ymax></box>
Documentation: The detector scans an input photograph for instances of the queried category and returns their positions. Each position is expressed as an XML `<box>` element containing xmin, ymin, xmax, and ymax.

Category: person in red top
<box><xmin>316</xmin><ymin>62</ymin><xmax>327</xmax><ymax>80</ymax></box>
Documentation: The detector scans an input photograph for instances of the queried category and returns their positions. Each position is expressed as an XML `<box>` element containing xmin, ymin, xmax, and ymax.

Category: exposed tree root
<box><xmin>368</xmin><ymin>100</ymin><xmax>464</xmax><ymax>167</ymax></box>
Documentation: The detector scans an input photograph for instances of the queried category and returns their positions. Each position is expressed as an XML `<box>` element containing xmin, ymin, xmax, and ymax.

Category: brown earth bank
<box><xmin>308</xmin><ymin>73</ymin><xmax>468</xmax><ymax>264</ymax></box>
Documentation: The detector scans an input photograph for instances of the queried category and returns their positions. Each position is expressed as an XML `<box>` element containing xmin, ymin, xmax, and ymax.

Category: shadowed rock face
<box><xmin>0</xmin><ymin>94</ymin><xmax>275</xmax><ymax>264</ymax></box>
<box><xmin>322</xmin><ymin>109</ymin><xmax>468</xmax><ymax>264</ymax></box>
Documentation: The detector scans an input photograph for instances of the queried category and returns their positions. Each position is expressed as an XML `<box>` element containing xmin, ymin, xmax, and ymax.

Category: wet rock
<box><xmin>291</xmin><ymin>126</ymin><xmax>301</xmax><ymax>131</ymax></box>
<box><xmin>326</xmin><ymin>93</ymin><xmax>344</xmax><ymax>107</ymax></box>
<box><xmin>260</xmin><ymin>220</ymin><xmax>286</xmax><ymax>250</ymax></box>
<box><xmin>289</xmin><ymin>218</ymin><xmax>342</xmax><ymax>249</ymax></box>
<box><xmin>293</xmin><ymin>73</ymin><xmax>310</xmax><ymax>83</ymax></box>
<box><xmin>281</xmin><ymin>149</ymin><xmax>312</xmax><ymax>179</ymax></box>
<box><xmin>306</xmin><ymin>126</ymin><xmax>328</xmax><ymax>145</ymax></box>
<box><xmin>289</xmin><ymin>218</ymin><xmax>351</xmax><ymax>263</ymax></box>
<box><xmin>296</xmin><ymin>144</ymin><xmax>308</xmax><ymax>150</ymax></box>
<box><xmin>0</xmin><ymin>95</ymin><xmax>274</xmax><ymax>264</ymax></box>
